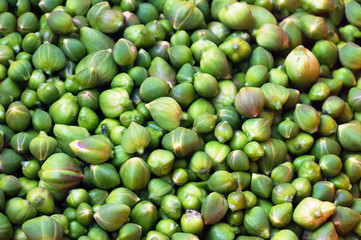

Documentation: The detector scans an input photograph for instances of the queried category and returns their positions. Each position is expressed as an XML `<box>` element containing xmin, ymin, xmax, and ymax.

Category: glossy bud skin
<box><xmin>160</xmin><ymin>195</ymin><xmax>182</xmax><ymax>220</ymax></box>
<box><xmin>111</xmin><ymin>73</ymin><xmax>134</xmax><ymax>96</ymax></box>
<box><xmin>163</xmin><ymin>0</ymin><xmax>205</xmax><ymax>30</ymax></box>
<box><xmin>146</xmin><ymin>97</ymin><xmax>187</xmax><ymax>131</ymax></box>
<box><xmin>99</xmin><ymin>88</ymin><xmax>132</xmax><ymax>119</ymax></box>
<box><xmin>329</xmin><ymin>172</ymin><xmax>352</xmax><ymax>191</ymax></box>
<box><xmin>214</xmin><ymin>121</ymin><xmax>233</xmax><ymax>143</ymax></box>
<box><xmin>106</xmin><ymin>187</ymin><xmax>140</xmax><ymax>209</ymax></box>
<box><xmin>191</xmin><ymin>113</ymin><xmax>216</xmax><ymax>134</ymax></box>
<box><xmin>206</xmin><ymin>170</ymin><xmax>236</xmax><ymax>194</ymax></box>
<box><xmin>242</xmin><ymin>118</ymin><xmax>271</xmax><ymax>142</ymax></box>
<box><xmin>76</xmin><ymin>49</ymin><xmax>117</xmax><ymax>87</ymax></box>
<box><xmin>94</xmin><ymin>203</ymin><xmax>131</xmax><ymax>232</ymax></box>
<box><xmin>70</xmin><ymin>135</ymin><xmax>114</xmax><ymax>165</ymax></box>
<box><xmin>148</xmin><ymin>40</ymin><xmax>170</xmax><ymax>60</ymax></box>
<box><xmin>348</xmin><ymin>87</ymin><xmax>361</xmax><ymax>111</ymax></box>
<box><xmin>210</xmin><ymin>0</ymin><xmax>237</xmax><ymax>20</ymax></box>
<box><xmin>49</xmin><ymin>92</ymin><xmax>79</xmax><ymax>125</ymax></box>
<box><xmin>333</xmin><ymin>206</ymin><xmax>361</xmax><ymax>235</ymax></box>
<box><xmin>155</xmin><ymin>218</ymin><xmax>180</xmax><ymax>237</ymax></box>
<box><xmin>219</xmin><ymin>2</ymin><xmax>252</xmax><ymax>30</ymax></box>
<box><xmin>51</xmin><ymin>214</ymin><xmax>69</xmax><ymax>234</ymax></box>
<box><xmin>26</xmin><ymin>187</ymin><xmax>55</xmax><ymax>215</ymax></box>
<box><xmin>0</xmin><ymin>45</ymin><xmax>14</xmax><ymax>67</ymax></box>
<box><xmin>46</xmin><ymin>11</ymin><xmax>76</xmax><ymax>35</ymax></box>
<box><xmin>309</xmin><ymin>221</ymin><xmax>338</xmax><ymax>240</ymax></box>
<box><xmin>0</xmin><ymin>147</ymin><xmax>24</xmax><ymax>174</ymax></box>
<box><xmin>300</xmin><ymin>15</ymin><xmax>328</xmax><ymax>40</ymax></box>
<box><xmin>148</xmin><ymin>57</ymin><xmax>176</xmax><ymax>87</ymax></box>
<box><xmin>322</xmin><ymin>95</ymin><xmax>346</xmax><ymax>118</ymax></box>
<box><xmin>310</xmin><ymin>137</ymin><xmax>341</xmax><ymax>161</ymax></box>
<box><xmin>191</xmin><ymin>39</ymin><xmax>217</xmax><ymax>64</ymax></box>
<box><xmin>121</xmin><ymin>122</ymin><xmax>150</xmax><ymax>155</ymax></box>
<box><xmin>29</xmin><ymin>131</ymin><xmax>57</xmax><ymax>161</ymax></box>
<box><xmin>244</xmin><ymin>206</ymin><xmax>270</xmax><ymax>239</ymax></box>
<box><xmin>168</xmin><ymin>45</ymin><xmax>195</xmax><ymax>69</ymax></box>
<box><xmin>77</xmin><ymin>107</ymin><xmax>99</xmax><ymax>131</ymax></box>
<box><xmin>201</xmin><ymin>192</ymin><xmax>228</xmax><ymax>225</ymax></box>
<box><xmin>277</xmin><ymin>117</ymin><xmax>299</xmax><ymax>139</ymax></box>
<box><xmin>86</xmin><ymin>2</ymin><xmax>111</xmax><ymax>29</ymax></box>
<box><xmin>245</xmin><ymin>65</ymin><xmax>269</xmax><ymax>87</ymax></box>
<box><xmin>285</xmin><ymin>45</ymin><xmax>320</xmax><ymax>90</ymax></box>
<box><xmin>251</xmin><ymin>173</ymin><xmax>273</xmax><ymax>199</ymax></box>
<box><xmin>148</xmin><ymin>178</ymin><xmax>175</xmax><ymax>205</ymax></box>
<box><xmin>170</xmin><ymin>30</ymin><xmax>190</xmax><ymax>46</ymax></box>
<box><xmin>308</xmin><ymin>82</ymin><xmax>331</xmax><ymax>101</ymax></box>
<box><xmin>262</xmin><ymin>83</ymin><xmax>289</xmax><ymax>111</ymax></box>
<box><xmin>319</xmin><ymin>154</ymin><xmax>342</xmax><ymax>178</ymax></box>
<box><xmin>334</xmin><ymin>189</ymin><xmax>353</xmax><ymax>207</ymax></box>
<box><xmin>255</xmin><ymin>24</ymin><xmax>289</xmax><ymax>51</ymax></box>
<box><xmin>131</xmin><ymin>201</ymin><xmax>158</xmax><ymax>233</ymax></box>
<box><xmin>90</xmin><ymin>163</ymin><xmax>120</xmax><ymax>189</ymax></box>
<box><xmin>140</xmin><ymin>77</ymin><xmax>169</xmax><ymax>102</ymax></box>
<box><xmin>66</xmin><ymin>188</ymin><xmax>89</xmax><ymax>209</ymax></box>
<box><xmin>312</xmin><ymin>40</ymin><xmax>338</xmax><ymax>68</ymax></box>
<box><xmin>219</xmin><ymin>37</ymin><xmax>251</xmax><ymax>64</ymax></box>
<box><xmin>292</xmin><ymin>177</ymin><xmax>312</xmax><ymax>203</ymax></box>
<box><xmin>268</xmin><ymin>66</ymin><xmax>288</xmax><ymax>87</ymax></box>
<box><xmin>187</xmin><ymin>151</ymin><xmax>210</xmax><ymax>181</ymax></box>
<box><xmin>211</xmin><ymin>80</ymin><xmax>238</xmax><ymax>112</ymax></box>
<box><xmin>32</xmin><ymin>42</ymin><xmax>66</xmax><ymax>75</ymax></box>
<box><xmin>5</xmin><ymin>101</ymin><xmax>31</xmax><ymax>132</ymax></box>
<box><xmin>36</xmin><ymin>82</ymin><xmax>59</xmax><ymax>106</ymax></box>
<box><xmin>293</xmin><ymin>197</ymin><xmax>336</xmax><ymax>230</ymax></box>
<box><xmin>120</xmin><ymin>157</ymin><xmax>150</xmax><ymax>191</ymax></box>
<box><xmin>298</xmin><ymin>160</ymin><xmax>322</xmax><ymax>184</ymax></box>
<box><xmin>61</xmin><ymin>39</ymin><xmax>87</xmax><ymax>64</ymax></box>
<box><xmin>118</xmin><ymin>223</ymin><xmax>142</xmax><ymax>240</ymax></box>
<box><xmin>96</xmin><ymin>9</ymin><xmax>124</xmax><ymax>34</ymax></box>
<box><xmin>79</xmin><ymin>26</ymin><xmax>114</xmax><ymax>54</ymax></box>
<box><xmin>294</xmin><ymin>104</ymin><xmax>320</xmax><ymax>134</ymax></box>
<box><xmin>272</xmin><ymin>182</ymin><xmax>297</xmax><ymax>205</ymax></box>
<box><xmin>269</xmin><ymin>203</ymin><xmax>293</xmax><ymax>228</ymax></box>
<box><xmin>5</xmin><ymin>197</ymin><xmax>37</xmax><ymax>225</ymax></box>
<box><xmin>88</xmin><ymin>188</ymin><xmax>108</xmax><ymax>206</ymax></box>
<box><xmin>206</xmin><ymin>222</ymin><xmax>239</xmax><ymax>240</ymax></box>
<box><xmin>0</xmin><ymin>212</ymin><xmax>12</xmax><ymax>240</ymax></box>
<box><xmin>10</xmin><ymin>131</ymin><xmax>36</xmax><ymax>155</ymax></box>
<box><xmin>200</xmin><ymin>46</ymin><xmax>231</xmax><ymax>80</ymax></box>
<box><xmin>0</xmin><ymin>11</ymin><xmax>16</xmax><ymax>36</ymax></box>
<box><xmin>312</xmin><ymin>181</ymin><xmax>335</xmax><ymax>202</ymax></box>
<box><xmin>22</xmin><ymin>216</ymin><xmax>63</xmax><ymax>240</ymax></box>
<box><xmin>338</xmin><ymin>42</ymin><xmax>361</xmax><ymax>71</ymax></box>
<box><xmin>65</xmin><ymin>0</ymin><xmax>90</xmax><ymax>16</ymax></box>
<box><xmin>345</xmin><ymin>0</ymin><xmax>361</xmax><ymax>27</ymax></box>
<box><xmin>273</xmin><ymin>229</ymin><xmax>298</xmax><ymax>240</ymax></box>
<box><xmin>39</xmin><ymin>153</ymin><xmax>83</xmax><ymax>195</ymax></box>
<box><xmin>123</xmin><ymin>24</ymin><xmax>156</xmax><ymax>49</ymax></box>
<box><xmin>235</xmin><ymin>87</ymin><xmax>265</xmax><ymax>118</ymax></box>
<box><xmin>337</xmin><ymin>122</ymin><xmax>361</xmax><ymax>151</ymax></box>
<box><xmin>161</xmin><ymin>127</ymin><xmax>199</xmax><ymax>158</ymax></box>
<box><xmin>0</xmin><ymin>175</ymin><xmax>21</xmax><ymax>197</ymax></box>
<box><xmin>331</xmin><ymin>69</ymin><xmax>354</xmax><ymax>89</ymax></box>
<box><xmin>227</xmin><ymin>150</ymin><xmax>249</xmax><ymax>172</ymax></box>
<box><xmin>244</xmin><ymin>141</ymin><xmax>265</xmax><ymax>162</ymax></box>
<box><xmin>7</xmin><ymin>59</ymin><xmax>32</xmax><ymax>82</ymax></box>
<box><xmin>113</xmin><ymin>38</ymin><xmax>137</xmax><ymax>68</ymax></box>
<box><xmin>147</xmin><ymin>149</ymin><xmax>174</xmax><ymax>176</ymax></box>
<box><xmin>53</xmin><ymin>124</ymin><xmax>90</xmax><ymax>157</ymax></box>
